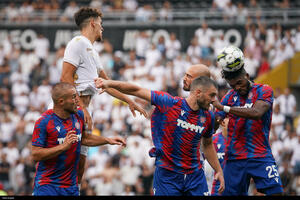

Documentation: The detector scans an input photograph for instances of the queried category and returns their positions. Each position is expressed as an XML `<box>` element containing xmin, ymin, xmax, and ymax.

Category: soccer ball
<box><xmin>217</xmin><ymin>45</ymin><xmax>244</xmax><ymax>72</ymax></box>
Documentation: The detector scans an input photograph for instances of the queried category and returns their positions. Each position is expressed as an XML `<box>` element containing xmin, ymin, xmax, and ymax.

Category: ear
<box><xmin>245</xmin><ymin>73</ymin><xmax>250</xmax><ymax>80</ymax></box>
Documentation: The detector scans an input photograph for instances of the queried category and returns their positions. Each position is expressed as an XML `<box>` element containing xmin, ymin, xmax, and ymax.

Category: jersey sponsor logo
<box><xmin>181</xmin><ymin>110</ymin><xmax>186</xmax><ymax>116</ymax></box>
<box><xmin>233</xmin><ymin>96</ymin><xmax>237</xmax><ymax>102</ymax></box>
<box><xmin>57</xmin><ymin>133</ymin><xmax>82</xmax><ymax>144</ymax></box>
<box><xmin>56</xmin><ymin>126</ymin><xmax>61</xmax><ymax>132</ymax></box>
<box><xmin>233</xmin><ymin>103</ymin><xmax>253</xmax><ymax>109</ymax></box>
<box><xmin>244</xmin><ymin>103</ymin><xmax>253</xmax><ymax>108</ymax></box>
<box><xmin>177</xmin><ymin>119</ymin><xmax>204</xmax><ymax>133</ymax></box>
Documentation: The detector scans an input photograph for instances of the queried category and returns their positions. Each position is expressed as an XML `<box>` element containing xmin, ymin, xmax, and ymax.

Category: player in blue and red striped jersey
<box><xmin>210</xmin><ymin>118</ymin><xmax>228</xmax><ymax>196</ymax></box>
<box><xmin>31</xmin><ymin>82</ymin><xmax>126</xmax><ymax>196</ymax></box>
<box><xmin>212</xmin><ymin>51</ymin><xmax>283</xmax><ymax>195</ymax></box>
<box><xmin>95</xmin><ymin>76</ymin><xmax>225</xmax><ymax>196</ymax></box>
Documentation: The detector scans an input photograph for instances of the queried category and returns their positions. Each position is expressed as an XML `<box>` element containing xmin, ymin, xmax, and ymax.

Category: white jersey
<box><xmin>64</xmin><ymin>35</ymin><xmax>103</xmax><ymax>96</ymax></box>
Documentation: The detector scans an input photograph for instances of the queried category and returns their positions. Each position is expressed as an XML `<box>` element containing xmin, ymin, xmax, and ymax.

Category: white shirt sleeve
<box><xmin>63</xmin><ymin>38</ymin><xmax>82</xmax><ymax>68</ymax></box>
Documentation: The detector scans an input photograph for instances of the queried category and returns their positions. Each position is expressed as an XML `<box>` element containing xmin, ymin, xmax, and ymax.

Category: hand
<box><xmin>214</xmin><ymin>171</ymin><xmax>225</xmax><ymax>194</ymax></box>
<box><xmin>62</xmin><ymin>130</ymin><xmax>78</xmax><ymax>150</ymax></box>
<box><xmin>107</xmin><ymin>136</ymin><xmax>126</xmax><ymax>147</ymax></box>
<box><xmin>128</xmin><ymin>101</ymin><xmax>148</xmax><ymax>118</ymax></box>
<box><xmin>211</xmin><ymin>98</ymin><xmax>223</xmax><ymax>111</ymax></box>
<box><xmin>83</xmin><ymin>108</ymin><xmax>93</xmax><ymax>131</ymax></box>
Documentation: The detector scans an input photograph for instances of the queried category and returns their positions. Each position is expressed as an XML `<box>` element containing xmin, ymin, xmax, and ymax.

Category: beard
<box><xmin>96</xmin><ymin>34</ymin><xmax>102</xmax><ymax>42</ymax></box>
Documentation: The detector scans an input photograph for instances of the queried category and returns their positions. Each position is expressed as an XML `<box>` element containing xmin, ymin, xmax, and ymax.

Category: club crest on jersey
<box><xmin>75</xmin><ymin>122</ymin><xmax>80</xmax><ymax>129</ymax></box>
<box><xmin>86</xmin><ymin>48</ymin><xmax>92</xmax><ymax>52</ymax></box>
<box><xmin>248</xmin><ymin>92</ymin><xmax>253</xmax><ymax>99</ymax></box>
<box><xmin>181</xmin><ymin>110</ymin><xmax>186</xmax><ymax>116</ymax></box>
<box><xmin>56</xmin><ymin>126</ymin><xmax>61</xmax><ymax>132</ymax></box>
<box><xmin>200</xmin><ymin>116</ymin><xmax>206</xmax><ymax>123</ymax></box>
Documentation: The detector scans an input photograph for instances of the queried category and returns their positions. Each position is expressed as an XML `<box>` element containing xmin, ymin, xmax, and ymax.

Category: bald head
<box><xmin>52</xmin><ymin>82</ymin><xmax>75</xmax><ymax>104</ymax></box>
<box><xmin>189</xmin><ymin>64</ymin><xmax>211</xmax><ymax>78</ymax></box>
<box><xmin>183</xmin><ymin>64</ymin><xmax>211</xmax><ymax>91</ymax></box>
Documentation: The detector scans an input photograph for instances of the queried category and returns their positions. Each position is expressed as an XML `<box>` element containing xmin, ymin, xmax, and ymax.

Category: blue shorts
<box><xmin>33</xmin><ymin>184</ymin><xmax>79</xmax><ymax>196</ymax></box>
<box><xmin>153</xmin><ymin>166</ymin><xmax>209</xmax><ymax>196</ymax></box>
<box><xmin>222</xmin><ymin>159</ymin><xmax>283</xmax><ymax>196</ymax></box>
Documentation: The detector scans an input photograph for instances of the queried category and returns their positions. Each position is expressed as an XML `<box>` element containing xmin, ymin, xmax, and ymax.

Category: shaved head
<box><xmin>52</xmin><ymin>82</ymin><xmax>75</xmax><ymax>104</ymax></box>
<box><xmin>189</xmin><ymin>64</ymin><xmax>211</xmax><ymax>78</ymax></box>
<box><xmin>183</xmin><ymin>64</ymin><xmax>211</xmax><ymax>91</ymax></box>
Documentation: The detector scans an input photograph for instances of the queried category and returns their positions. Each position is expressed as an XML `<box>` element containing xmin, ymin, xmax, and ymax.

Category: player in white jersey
<box><xmin>60</xmin><ymin>7</ymin><xmax>147</xmax><ymax>189</ymax></box>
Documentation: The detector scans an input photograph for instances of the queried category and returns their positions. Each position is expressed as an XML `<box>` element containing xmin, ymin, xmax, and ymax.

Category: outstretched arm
<box><xmin>98</xmin><ymin>70</ymin><xmax>148</xmax><ymax>118</ymax></box>
<box><xmin>81</xmin><ymin>132</ymin><xmax>126</xmax><ymax>147</ymax></box>
<box><xmin>95</xmin><ymin>77</ymin><xmax>151</xmax><ymax>103</ymax></box>
<box><xmin>213</xmin><ymin>99</ymin><xmax>270</xmax><ymax>120</ymax></box>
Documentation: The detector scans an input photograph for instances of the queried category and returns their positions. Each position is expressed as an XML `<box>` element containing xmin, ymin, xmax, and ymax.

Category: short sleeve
<box><xmin>257</xmin><ymin>85</ymin><xmax>273</xmax><ymax>106</ymax></box>
<box><xmin>203</xmin><ymin>111</ymin><xmax>215</xmax><ymax>138</ymax></box>
<box><xmin>32</xmin><ymin>117</ymin><xmax>48</xmax><ymax>147</ymax></box>
<box><xmin>63</xmin><ymin>38</ymin><xmax>82</xmax><ymax>68</ymax></box>
<box><xmin>151</xmin><ymin>91</ymin><xmax>178</xmax><ymax>112</ymax></box>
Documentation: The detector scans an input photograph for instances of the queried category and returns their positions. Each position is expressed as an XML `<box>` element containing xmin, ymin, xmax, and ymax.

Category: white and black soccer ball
<box><xmin>217</xmin><ymin>45</ymin><xmax>244</xmax><ymax>72</ymax></box>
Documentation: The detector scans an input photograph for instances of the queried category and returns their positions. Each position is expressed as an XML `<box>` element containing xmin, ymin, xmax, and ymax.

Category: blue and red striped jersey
<box><xmin>211</xmin><ymin>131</ymin><xmax>226</xmax><ymax>195</ymax></box>
<box><xmin>215</xmin><ymin>83</ymin><xmax>274</xmax><ymax>161</ymax></box>
<box><xmin>149</xmin><ymin>91</ymin><xmax>215</xmax><ymax>174</ymax></box>
<box><xmin>32</xmin><ymin>109</ymin><xmax>84</xmax><ymax>188</ymax></box>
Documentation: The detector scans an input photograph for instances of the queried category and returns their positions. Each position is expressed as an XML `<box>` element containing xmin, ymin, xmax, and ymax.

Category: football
<box><xmin>217</xmin><ymin>45</ymin><xmax>244</xmax><ymax>72</ymax></box>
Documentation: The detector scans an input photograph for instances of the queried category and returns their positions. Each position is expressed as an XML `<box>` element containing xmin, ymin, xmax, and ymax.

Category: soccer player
<box><xmin>94</xmin><ymin>76</ymin><xmax>225</xmax><ymax>196</ymax></box>
<box><xmin>31</xmin><ymin>82</ymin><xmax>126</xmax><ymax>196</ymax></box>
<box><xmin>60</xmin><ymin>7</ymin><xmax>147</xmax><ymax>186</ymax></box>
<box><xmin>182</xmin><ymin>64</ymin><xmax>211</xmax><ymax>92</ymax></box>
<box><xmin>213</xmin><ymin>46</ymin><xmax>283</xmax><ymax>196</ymax></box>
<box><xmin>210</xmin><ymin>118</ymin><xmax>228</xmax><ymax>196</ymax></box>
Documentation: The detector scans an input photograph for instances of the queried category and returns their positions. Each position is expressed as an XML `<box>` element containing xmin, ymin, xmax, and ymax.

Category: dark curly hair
<box><xmin>74</xmin><ymin>7</ymin><xmax>102</xmax><ymax>30</ymax></box>
<box><xmin>221</xmin><ymin>65</ymin><xmax>246</xmax><ymax>80</ymax></box>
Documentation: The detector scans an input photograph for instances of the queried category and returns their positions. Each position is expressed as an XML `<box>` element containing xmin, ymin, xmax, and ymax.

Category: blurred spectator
<box><xmin>18</xmin><ymin>49</ymin><xmax>40</xmax><ymax>80</ymax></box>
<box><xmin>4</xmin><ymin>3</ymin><xmax>19</xmax><ymax>22</ymax></box>
<box><xmin>19</xmin><ymin>0</ymin><xmax>34</xmax><ymax>22</ymax></box>
<box><xmin>276</xmin><ymin>87</ymin><xmax>297</xmax><ymax>126</ymax></box>
<box><xmin>271</xmin><ymin>104</ymin><xmax>286</xmax><ymax>140</ymax></box>
<box><xmin>195</xmin><ymin>22</ymin><xmax>213</xmax><ymax>60</ymax></box>
<box><xmin>33</xmin><ymin>34</ymin><xmax>50</xmax><ymax>61</ymax></box>
<box><xmin>0</xmin><ymin>154</ymin><xmax>10</xmax><ymax>190</ymax></box>
<box><xmin>186</xmin><ymin>36</ymin><xmax>201</xmax><ymax>64</ymax></box>
<box><xmin>60</xmin><ymin>1</ymin><xmax>79</xmax><ymax>22</ymax></box>
<box><xmin>223</xmin><ymin>1</ymin><xmax>237</xmax><ymax>22</ymax></box>
<box><xmin>135</xmin><ymin>31</ymin><xmax>150</xmax><ymax>59</ymax></box>
<box><xmin>280</xmin><ymin>161</ymin><xmax>294</xmax><ymax>195</ymax></box>
<box><xmin>243</xmin><ymin>50</ymin><xmax>259</xmax><ymax>80</ymax></box>
<box><xmin>236</xmin><ymin>2</ymin><xmax>248</xmax><ymax>24</ymax></box>
<box><xmin>135</xmin><ymin>4</ymin><xmax>155</xmax><ymax>22</ymax></box>
<box><xmin>145</xmin><ymin>43</ymin><xmax>162</xmax><ymax>68</ymax></box>
<box><xmin>211</xmin><ymin>0</ymin><xmax>230</xmax><ymax>11</ymax></box>
<box><xmin>123</xmin><ymin>0</ymin><xmax>138</xmax><ymax>12</ymax></box>
<box><xmin>112</xmin><ymin>51</ymin><xmax>126</xmax><ymax>80</ymax></box>
<box><xmin>165</xmin><ymin>32</ymin><xmax>181</xmax><ymax>61</ymax></box>
<box><xmin>159</xmin><ymin>1</ymin><xmax>173</xmax><ymax>21</ymax></box>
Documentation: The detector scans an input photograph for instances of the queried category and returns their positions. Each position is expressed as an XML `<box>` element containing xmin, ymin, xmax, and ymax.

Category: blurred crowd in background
<box><xmin>0</xmin><ymin>0</ymin><xmax>300</xmax><ymax>196</ymax></box>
